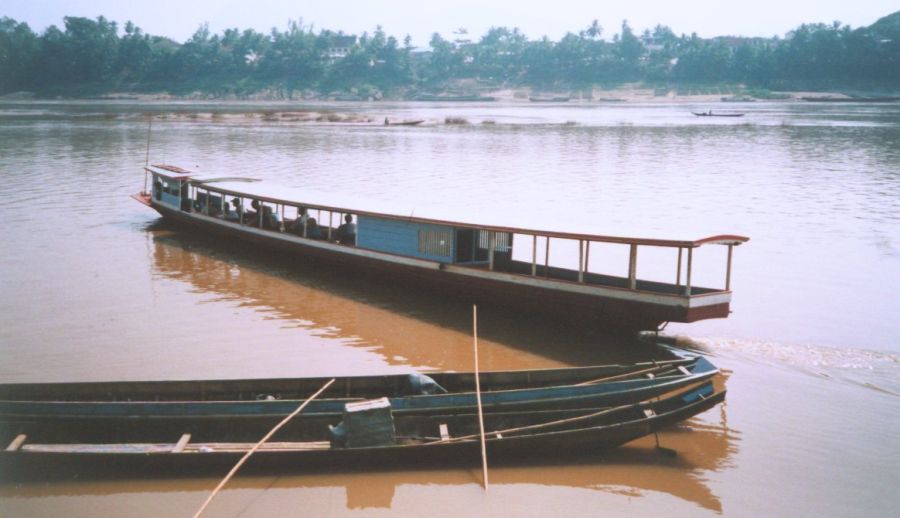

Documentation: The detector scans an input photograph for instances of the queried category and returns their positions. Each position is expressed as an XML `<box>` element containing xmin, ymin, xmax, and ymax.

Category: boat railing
<box><xmin>473</xmin><ymin>230</ymin><xmax>747</xmax><ymax>297</ymax></box>
<box><xmin>159</xmin><ymin>169</ymin><xmax>748</xmax><ymax>299</ymax></box>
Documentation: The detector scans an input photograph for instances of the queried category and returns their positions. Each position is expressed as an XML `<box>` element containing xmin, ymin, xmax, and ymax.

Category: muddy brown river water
<box><xmin>0</xmin><ymin>100</ymin><xmax>898</xmax><ymax>517</ymax></box>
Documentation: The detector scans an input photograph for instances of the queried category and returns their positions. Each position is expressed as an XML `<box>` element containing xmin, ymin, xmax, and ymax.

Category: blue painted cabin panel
<box><xmin>358</xmin><ymin>216</ymin><xmax>455</xmax><ymax>262</ymax></box>
<box><xmin>161</xmin><ymin>191</ymin><xmax>180</xmax><ymax>207</ymax></box>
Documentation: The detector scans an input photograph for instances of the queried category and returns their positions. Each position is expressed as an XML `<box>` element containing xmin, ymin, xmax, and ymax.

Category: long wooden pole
<box><xmin>143</xmin><ymin>116</ymin><xmax>152</xmax><ymax>194</ymax></box>
<box><xmin>192</xmin><ymin>378</ymin><xmax>336</xmax><ymax>518</ymax></box>
<box><xmin>473</xmin><ymin>305</ymin><xmax>489</xmax><ymax>491</ymax></box>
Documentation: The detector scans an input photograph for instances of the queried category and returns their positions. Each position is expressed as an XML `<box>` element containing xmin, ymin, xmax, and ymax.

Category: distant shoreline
<box><xmin>1</xmin><ymin>86</ymin><xmax>886</xmax><ymax>104</ymax></box>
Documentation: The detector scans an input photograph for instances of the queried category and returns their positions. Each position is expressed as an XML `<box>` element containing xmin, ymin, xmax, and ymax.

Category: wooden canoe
<box><xmin>0</xmin><ymin>382</ymin><xmax>725</xmax><ymax>480</ymax></box>
<box><xmin>0</xmin><ymin>357</ymin><xmax>718</xmax><ymax>430</ymax></box>
<box><xmin>692</xmin><ymin>112</ymin><xmax>746</xmax><ymax>117</ymax></box>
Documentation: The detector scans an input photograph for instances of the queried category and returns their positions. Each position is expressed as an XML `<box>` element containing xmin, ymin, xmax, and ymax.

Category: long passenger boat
<box><xmin>0</xmin><ymin>356</ymin><xmax>718</xmax><ymax>439</ymax></box>
<box><xmin>0</xmin><ymin>382</ymin><xmax>725</xmax><ymax>480</ymax></box>
<box><xmin>132</xmin><ymin>165</ymin><xmax>748</xmax><ymax>330</ymax></box>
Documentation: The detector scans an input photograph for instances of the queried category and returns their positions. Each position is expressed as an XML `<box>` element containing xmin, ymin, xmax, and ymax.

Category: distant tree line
<box><xmin>0</xmin><ymin>11</ymin><xmax>898</xmax><ymax>97</ymax></box>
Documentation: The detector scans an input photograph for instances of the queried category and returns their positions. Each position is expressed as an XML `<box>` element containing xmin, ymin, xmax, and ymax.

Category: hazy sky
<box><xmin>5</xmin><ymin>0</ymin><xmax>897</xmax><ymax>46</ymax></box>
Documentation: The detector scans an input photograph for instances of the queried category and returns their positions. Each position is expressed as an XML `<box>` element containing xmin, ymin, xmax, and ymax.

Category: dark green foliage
<box><xmin>1</xmin><ymin>11</ymin><xmax>898</xmax><ymax>97</ymax></box>
<box><xmin>0</xmin><ymin>17</ymin><xmax>39</xmax><ymax>92</ymax></box>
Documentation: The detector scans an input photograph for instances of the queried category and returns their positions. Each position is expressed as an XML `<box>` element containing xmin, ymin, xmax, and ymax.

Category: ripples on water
<box><xmin>1</xmin><ymin>100</ymin><xmax>899</xmax><ymax>371</ymax></box>
<box><xmin>677</xmin><ymin>335</ymin><xmax>900</xmax><ymax>397</ymax></box>
<box><xmin>1</xmin><ymin>100</ymin><xmax>898</xmax><ymax>370</ymax></box>
<box><xmin>1</xmin><ymin>100</ymin><xmax>899</xmax><ymax>517</ymax></box>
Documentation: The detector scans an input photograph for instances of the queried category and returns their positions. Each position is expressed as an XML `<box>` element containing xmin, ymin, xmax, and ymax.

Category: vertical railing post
<box><xmin>628</xmin><ymin>244</ymin><xmax>638</xmax><ymax>290</ymax></box>
<box><xmin>578</xmin><ymin>240</ymin><xmax>584</xmax><ymax>283</ymax></box>
<box><xmin>203</xmin><ymin>189</ymin><xmax>209</xmax><ymax>215</ymax></box>
<box><xmin>544</xmin><ymin>237</ymin><xmax>550</xmax><ymax>278</ymax></box>
<box><xmin>531</xmin><ymin>235</ymin><xmax>537</xmax><ymax>276</ymax></box>
<box><xmin>584</xmin><ymin>241</ymin><xmax>590</xmax><ymax>283</ymax></box>
<box><xmin>725</xmin><ymin>244</ymin><xmax>734</xmax><ymax>291</ymax></box>
<box><xmin>685</xmin><ymin>247</ymin><xmax>693</xmax><ymax>296</ymax></box>
<box><xmin>488</xmin><ymin>232</ymin><xmax>496</xmax><ymax>271</ymax></box>
<box><xmin>327</xmin><ymin>212</ymin><xmax>333</xmax><ymax>241</ymax></box>
<box><xmin>280</xmin><ymin>204</ymin><xmax>285</xmax><ymax>232</ymax></box>
<box><xmin>676</xmin><ymin>247</ymin><xmax>683</xmax><ymax>286</ymax></box>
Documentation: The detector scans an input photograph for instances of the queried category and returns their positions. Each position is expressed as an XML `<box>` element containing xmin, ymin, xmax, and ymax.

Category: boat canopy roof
<box><xmin>147</xmin><ymin>164</ymin><xmax>748</xmax><ymax>248</ymax></box>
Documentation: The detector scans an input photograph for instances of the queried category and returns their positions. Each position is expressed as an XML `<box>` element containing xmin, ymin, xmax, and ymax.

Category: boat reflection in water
<box><xmin>148</xmin><ymin>223</ymin><xmax>672</xmax><ymax>370</ymax></box>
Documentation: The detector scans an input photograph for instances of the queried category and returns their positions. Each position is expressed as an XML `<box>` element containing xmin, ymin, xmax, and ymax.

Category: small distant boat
<box><xmin>0</xmin><ymin>381</ymin><xmax>725</xmax><ymax>480</ymax></box>
<box><xmin>384</xmin><ymin>118</ymin><xmax>425</xmax><ymax>126</ymax></box>
<box><xmin>721</xmin><ymin>96</ymin><xmax>756</xmax><ymax>102</ymax></box>
<box><xmin>529</xmin><ymin>96</ymin><xmax>571</xmax><ymax>103</ymax></box>
<box><xmin>413</xmin><ymin>94</ymin><xmax>495</xmax><ymax>102</ymax></box>
<box><xmin>692</xmin><ymin>111</ymin><xmax>745</xmax><ymax>118</ymax></box>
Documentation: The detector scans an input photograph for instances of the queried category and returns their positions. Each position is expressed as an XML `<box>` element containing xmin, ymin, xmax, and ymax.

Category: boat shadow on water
<box><xmin>145</xmin><ymin>219</ymin><xmax>665</xmax><ymax>367</ymax></box>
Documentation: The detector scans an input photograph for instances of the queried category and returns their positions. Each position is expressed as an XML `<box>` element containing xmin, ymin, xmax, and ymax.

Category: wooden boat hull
<box><xmin>692</xmin><ymin>112</ymin><xmax>745</xmax><ymax>117</ymax></box>
<box><xmin>0</xmin><ymin>383</ymin><xmax>725</xmax><ymax>481</ymax></box>
<box><xmin>385</xmin><ymin>120</ymin><xmax>425</xmax><ymax>126</ymax></box>
<box><xmin>413</xmin><ymin>95</ymin><xmax>495</xmax><ymax>102</ymax></box>
<box><xmin>140</xmin><ymin>198</ymin><xmax>730</xmax><ymax>330</ymax></box>
<box><xmin>0</xmin><ymin>358</ymin><xmax>719</xmax><ymax>437</ymax></box>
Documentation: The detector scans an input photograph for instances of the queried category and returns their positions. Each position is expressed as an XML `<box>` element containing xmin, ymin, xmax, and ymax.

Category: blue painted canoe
<box><xmin>0</xmin><ymin>356</ymin><xmax>717</xmax><ymax>423</ymax></box>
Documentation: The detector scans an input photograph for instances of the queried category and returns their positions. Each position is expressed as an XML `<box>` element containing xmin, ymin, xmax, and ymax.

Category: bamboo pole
<box><xmin>436</xmin><ymin>402</ymin><xmax>635</xmax><ymax>443</ymax></box>
<box><xmin>192</xmin><ymin>378</ymin><xmax>336</xmax><ymax>518</ymax></box>
<box><xmin>574</xmin><ymin>362</ymin><xmax>685</xmax><ymax>385</ymax></box>
<box><xmin>143</xmin><ymin>116</ymin><xmax>152</xmax><ymax>194</ymax></box>
<box><xmin>473</xmin><ymin>305</ymin><xmax>489</xmax><ymax>491</ymax></box>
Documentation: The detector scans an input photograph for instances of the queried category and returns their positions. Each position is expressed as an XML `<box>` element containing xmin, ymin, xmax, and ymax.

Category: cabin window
<box><xmin>418</xmin><ymin>229</ymin><xmax>451</xmax><ymax>257</ymax></box>
<box><xmin>162</xmin><ymin>181</ymin><xmax>180</xmax><ymax>196</ymax></box>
